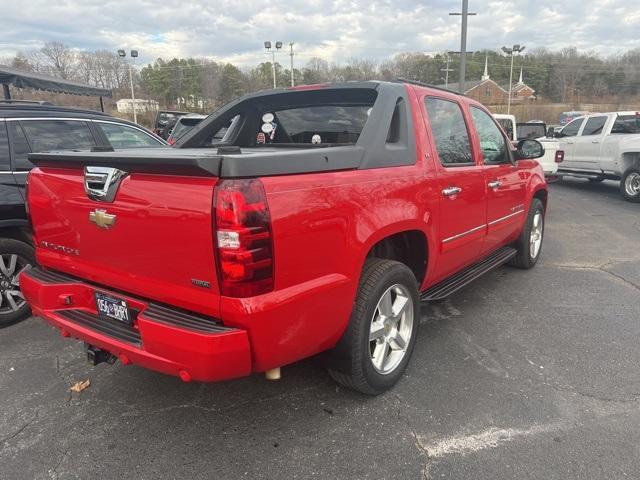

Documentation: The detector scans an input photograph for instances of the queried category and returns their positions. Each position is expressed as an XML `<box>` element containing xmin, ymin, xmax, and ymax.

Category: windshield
<box><xmin>517</xmin><ymin>123</ymin><xmax>546</xmax><ymax>139</ymax></box>
<box><xmin>170</xmin><ymin>117</ymin><xmax>204</xmax><ymax>140</ymax></box>
<box><xmin>260</xmin><ymin>104</ymin><xmax>373</xmax><ymax>145</ymax></box>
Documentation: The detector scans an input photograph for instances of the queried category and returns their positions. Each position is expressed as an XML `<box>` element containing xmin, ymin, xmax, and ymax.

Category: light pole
<box><xmin>501</xmin><ymin>44</ymin><xmax>525</xmax><ymax>114</ymax></box>
<box><xmin>264</xmin><ymin>41</ymin><xmax>283</xmax><ymax>89</ymax></box>
<box><xmin>118</xmin><ymin>49</ymin><xmax>139</xmax><ymax>123</ymax></box>
<box><xmin>289</xmin><ymin>42</ymin><xmax>295</xmax><ymax>87</ymax></box>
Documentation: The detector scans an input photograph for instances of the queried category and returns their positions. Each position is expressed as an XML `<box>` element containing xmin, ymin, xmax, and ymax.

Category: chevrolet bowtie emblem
<box><xmin>89</xmin><ymin>209</ymin><xmax>116</xmax><ymax>229</ymax></box>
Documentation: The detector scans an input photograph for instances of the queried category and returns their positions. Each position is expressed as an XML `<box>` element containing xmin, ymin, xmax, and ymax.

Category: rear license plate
<box><xmin>95</xmin><ymin>292</ymin><xmax>130</xmax><ymax>325</ymax></box>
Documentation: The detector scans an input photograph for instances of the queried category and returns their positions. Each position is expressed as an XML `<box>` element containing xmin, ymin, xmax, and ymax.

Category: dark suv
<box><xmin>0</xmin><ymin>100</ymin><xmax>166</xmax><ymax>326</ymax></box>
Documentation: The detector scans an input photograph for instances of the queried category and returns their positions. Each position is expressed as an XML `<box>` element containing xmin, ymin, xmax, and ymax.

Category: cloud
<box><xmin>0</xmin><ymin>0</ymin><xmax>637</xmax><ymax>67</ymax></box>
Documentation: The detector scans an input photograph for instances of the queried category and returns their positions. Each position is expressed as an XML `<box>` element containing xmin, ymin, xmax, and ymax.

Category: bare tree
<box><xmin>40</xmin><ymin>41</ymin><xmax>76</xmax><ymax>79</ymax></box>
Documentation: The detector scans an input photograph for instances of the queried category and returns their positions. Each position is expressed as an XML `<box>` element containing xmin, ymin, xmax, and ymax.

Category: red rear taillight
<box><xmin>214</xmin><ymin>179</ymin><xmax>274</xmax><ymax>297</ymax></box>
<box><xmin>555</xmin><ymin>150</ymin><xmax>564</xmax><ymax>163</ymax></box>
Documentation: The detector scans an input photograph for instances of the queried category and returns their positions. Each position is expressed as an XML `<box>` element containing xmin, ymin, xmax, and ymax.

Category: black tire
<box><xmin>619</xmin><ymin>167</ymin><xmax>640</xmax><ymax>203</ymax></box>
<box><xmin>327</xmin><ymin>258</ymin><xmax>420</xmax><ymax>395</ymax></box>
<box><xmin>509</xmin><ymin>198</ymin><xmax>545</xmax><ymax>269</ymax></box>
<box><xmin>0</xmin><ymin>238</ymin><xmax>35</xmax><ymax>328</ymax></box>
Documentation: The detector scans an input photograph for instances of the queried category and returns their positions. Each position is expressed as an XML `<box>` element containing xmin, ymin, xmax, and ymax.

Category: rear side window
<box><xmin>97</xmin><ymin>122</ymin><xmax>161</xmax><ymax>148</ymax></box>
<box><xmin>424</xmin><ymin>97</ymin><xmax>473</xmax><ymax>166</ymax></box>
<box><xmin>560</xmin><ymin>118</ymin><xmax>583</xmax><ymax>137</ymax></box>
<box><xmin>580</xmin><ymin>116</ymin><xmax>607</xmax><ymax>136</ymax></box>
<box><xmin>20</xmin><ymin>120</ymin><xmax>96</xmax><ymax>153</ymax></box>
<box><xmin>611</xmin><ymin>115</ymin><xmax>640</xmax><ymax>134</ymax></box>
<box><xmin>0</xmin><ymin>122</ymin><xmax>9</xmax><ymax>170</ymax></box>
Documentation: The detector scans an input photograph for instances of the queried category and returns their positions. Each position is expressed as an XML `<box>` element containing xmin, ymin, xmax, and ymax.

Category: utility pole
<box><xmin>440</xmin><ymin>54</ymin><xmax>454</xmax><ymax>88</ymax></box>
<box><xmin>449</xmin><ymin>0</ymin><xmax>476</xmax><ymax>94</ymax></box>
<box><xmin>289</xmin><ymin>43</ymin><xmax>295</xmax><ymax>87</ymax></box>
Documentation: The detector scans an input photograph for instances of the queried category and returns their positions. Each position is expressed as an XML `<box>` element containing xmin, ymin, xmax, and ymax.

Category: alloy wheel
<box><xmin>0</xmin><ymin>254</ymin><xmax>31</xmax><ymax>314</ymax></box>
<box><xmin>624</xmin><ymin>172</ymin><xmax>640</xmax><ymax>197</ymax></box>
<box><xmin>368</xmin><ymin>284</ymin><xmax>414</xmax><ymax>375</ymax></box>
<box><xmin>530</xmin><ymin>211</ymin><xmax>544</xmax><ymax>259</ymax></box>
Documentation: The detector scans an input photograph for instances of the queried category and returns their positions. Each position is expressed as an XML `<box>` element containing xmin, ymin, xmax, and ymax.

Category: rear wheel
<box><xmin>620</xmin><ymin>167</ymin><xmax>640</xmax><ymax>203</ymax></box>
<box><xmin>0</xmin><ymin>239</ymin><xmax>35</xmax><ymax>328</ymax></box>
<box><xmin>509</xmin><ymin>198</ymin><xmax>545</xmax><ymax>269</ymax></box>
<box><xmin>328</xmin><ymin>258</ymin><xmax>419</xmax><ymax>395</ymax></box>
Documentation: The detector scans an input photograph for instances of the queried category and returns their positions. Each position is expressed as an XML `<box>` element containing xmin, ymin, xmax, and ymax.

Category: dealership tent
<box><xmin>0</xmin><ymin>65</ymin><xmax>111</xmax><ymax>111</ymax></box>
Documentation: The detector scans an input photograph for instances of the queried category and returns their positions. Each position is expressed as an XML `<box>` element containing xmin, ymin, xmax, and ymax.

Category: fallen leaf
<box><xmin>69</xmin><ymin>379</ymin><xmax>91</xmax><ymax>393</ymax></box>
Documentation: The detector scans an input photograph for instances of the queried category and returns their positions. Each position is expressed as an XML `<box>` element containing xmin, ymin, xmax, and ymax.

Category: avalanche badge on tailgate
<box><xmin>89</xmin><ymin>209</ymin><xmax>116</xmax><ymax>229</ymax></box>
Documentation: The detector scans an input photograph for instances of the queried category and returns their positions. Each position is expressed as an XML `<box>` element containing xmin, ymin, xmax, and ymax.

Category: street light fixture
<box><xmin>264</xmin><ymin>41</ymin><xmax>283</xmax><ymax>89</ymax></box>
<box><xmin>501</xmin><ymin>44</ymin><xmax>526</xmax><ymax>114</ymax></box>
<box><xmin>118</xmin><ymin>49</ymin><xmax>139</xmax><ymax>123</ymax></box>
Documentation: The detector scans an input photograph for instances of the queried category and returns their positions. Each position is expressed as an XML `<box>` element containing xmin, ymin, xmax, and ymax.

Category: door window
<box><xmin>0</xmin><ymin>122</ymin><xmax>9</xmax><ymax>170</ymax></box>
<box><xmin>97</xmin><ymin>122</ymin><xmax>162</xmax><ymax>148</ymax></box>
<box><xmin>14</xmin><ymin>120</ymin><xmax>96</xmax><ymax>170</ymax></box>
<box><xmin>559</xmin><ymin>118</ymin><xmax>583</xmax><ymax>137</ymax></box>
<box><xmin>470</xmin><ymin>107</ymin><xmax>509</xmax><ymax>164</ymax></box>
<box><xmin>580</xmin><ymin>116</ymin><xmax>607</xmax><ymax>136</ymax></box>
<box><xmin>424</xmin><ymin>97</ymin><xmax>473</xmax><ymax>166</ymax></box>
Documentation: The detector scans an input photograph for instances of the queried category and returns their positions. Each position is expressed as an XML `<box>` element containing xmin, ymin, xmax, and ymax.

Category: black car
<box><xmin>0</xmin><ymin>100</ymin><xmax>166</xmax><ymax>326</ymax></box>
<box><xmin>153</xmin><ymin>110</ymin><xmax>189</xmax><ymax>139</ymax></box>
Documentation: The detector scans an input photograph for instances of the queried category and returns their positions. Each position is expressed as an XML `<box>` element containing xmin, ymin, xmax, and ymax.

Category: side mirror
<box><xmin>515</xmin><ymin>139</ymin><xmax>545</xmax><ymax>160</ymax></box>
<box><xmin>546</xmin><ymin>127</ymin><xmax>554</xmax><ymax>138</ymax></box>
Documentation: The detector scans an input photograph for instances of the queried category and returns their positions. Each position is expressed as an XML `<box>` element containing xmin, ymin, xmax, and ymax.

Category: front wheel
<box><xmin>0</xmin><ymin>239</ymin><xmax>35</xmax><ymax>328</ymax></box>
<box><xmin>509</xmin><ymin>198</ymin><xmax>545</xmax><ymax>269</ymax></box>
<box><xmin>620</xmin><ymin>167</ymin><xmax>640</xmax><ymax>203</ymax></box>
<box><xmin>328</xmin><ymin>258</ymin><xmax>420</xmax><ymax>395</ymax></box>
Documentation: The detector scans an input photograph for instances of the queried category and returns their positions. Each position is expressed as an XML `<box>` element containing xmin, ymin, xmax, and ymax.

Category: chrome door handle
<box><xmin>488</xmin><ymin>181</ymin><xmax>502</xmax><ymax>189</ymax></box>
<box><xmin>442</xmin><ymin>186</ymin><xmax>462</xmax><ymax>197</ymax></box>
<box><xmin>591</xmin><ymin>140</ymin><xmax>600</xmax><ymax>143</ymax></box>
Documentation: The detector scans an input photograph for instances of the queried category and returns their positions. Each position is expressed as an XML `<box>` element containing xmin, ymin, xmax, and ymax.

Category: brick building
<box><xmin>439</xmin><ymin>57</ymin><xmax>536</xmax><ymax>105</ymax></box>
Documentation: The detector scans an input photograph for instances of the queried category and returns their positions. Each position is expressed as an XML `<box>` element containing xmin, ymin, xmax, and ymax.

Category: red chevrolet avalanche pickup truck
<box><xmin>21</xmin><ymin>81</ymin><xmax>547</xmax><ymax>394</ymax></box>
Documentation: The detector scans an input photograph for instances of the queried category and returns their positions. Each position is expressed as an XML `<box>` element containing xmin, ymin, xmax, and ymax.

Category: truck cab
<box><xmin>556</xmin><ymin>112</ymin><xmax>640</xmax><ymax>202</ymax></box>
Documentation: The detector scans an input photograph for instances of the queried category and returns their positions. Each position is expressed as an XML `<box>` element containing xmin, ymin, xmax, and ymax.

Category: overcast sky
<box><xmin>1</xmin><ymin>0</ymin><xmax>638</xmax><ymax>66</ymax></box>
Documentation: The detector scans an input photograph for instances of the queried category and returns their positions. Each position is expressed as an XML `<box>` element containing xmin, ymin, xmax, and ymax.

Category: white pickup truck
<box><xmin>494</xmin><ymin>114</ymin><xmax>564</xmax><ymax>179</ymax></box>
<box><xmin>555</xmin><ymin>112</ymin><xmax>640</xmax><ymax>202</ymax></box>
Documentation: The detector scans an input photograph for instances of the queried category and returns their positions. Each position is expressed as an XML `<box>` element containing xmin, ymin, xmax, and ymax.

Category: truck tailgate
<box><xmin>28</xmin><ymin>166</ymin><xmax>221</xmax><ymax>317</ymax></box>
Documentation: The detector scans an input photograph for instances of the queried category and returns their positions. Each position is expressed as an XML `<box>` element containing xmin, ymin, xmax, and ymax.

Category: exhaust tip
<box><xmin>265</xmin><ymin>367</ymin><xmax>281</xmax><ymax>381</ymax></box>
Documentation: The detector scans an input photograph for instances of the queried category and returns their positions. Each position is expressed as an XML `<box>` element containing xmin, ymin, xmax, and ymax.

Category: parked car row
<box><xmin>18</xmin><ymin>81</ymin><xmax>549</xmax><ymax>395</ymax></box>
<box><xmin>0</xmin><ymin>100</ymin><xmax>166</xmax><ymax>326</ymax></box>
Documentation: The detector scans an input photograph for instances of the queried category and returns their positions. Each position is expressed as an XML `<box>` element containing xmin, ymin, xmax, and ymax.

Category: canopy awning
<box><xmin>0</xmin><ymin>65</ymin><xmax>112</xmax><ymax>98</ymax></box>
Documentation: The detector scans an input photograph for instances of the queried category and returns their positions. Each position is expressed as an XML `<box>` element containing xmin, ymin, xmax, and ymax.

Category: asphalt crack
<box><xmin>551</xmin><ymin>261</ymin><xmax>640</xmax><ymax>292</ymax></box>
<box><xmin>0</xmin><ymin>411</ymin><xmax>38</xmax><ymax>446</ymax></box>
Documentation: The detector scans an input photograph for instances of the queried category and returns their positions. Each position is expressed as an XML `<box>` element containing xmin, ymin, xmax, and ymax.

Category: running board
<box><xmin>420</xmin><ymin>246</ymin><xmax>517</xmax><ymax>301</ymax></box>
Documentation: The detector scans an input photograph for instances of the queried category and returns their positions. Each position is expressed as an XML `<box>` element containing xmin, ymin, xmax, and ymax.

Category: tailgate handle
<box><xmin>84</xmin><ymin>166</ymin><xmax>128</xmax><ymax>202</ymax></box>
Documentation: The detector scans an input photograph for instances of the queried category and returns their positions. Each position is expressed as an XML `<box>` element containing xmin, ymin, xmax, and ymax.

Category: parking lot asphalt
<box><xmin>2</xmin><ymin>178</ymin><xmax>640</xmax><ymax>480</ymax></box>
